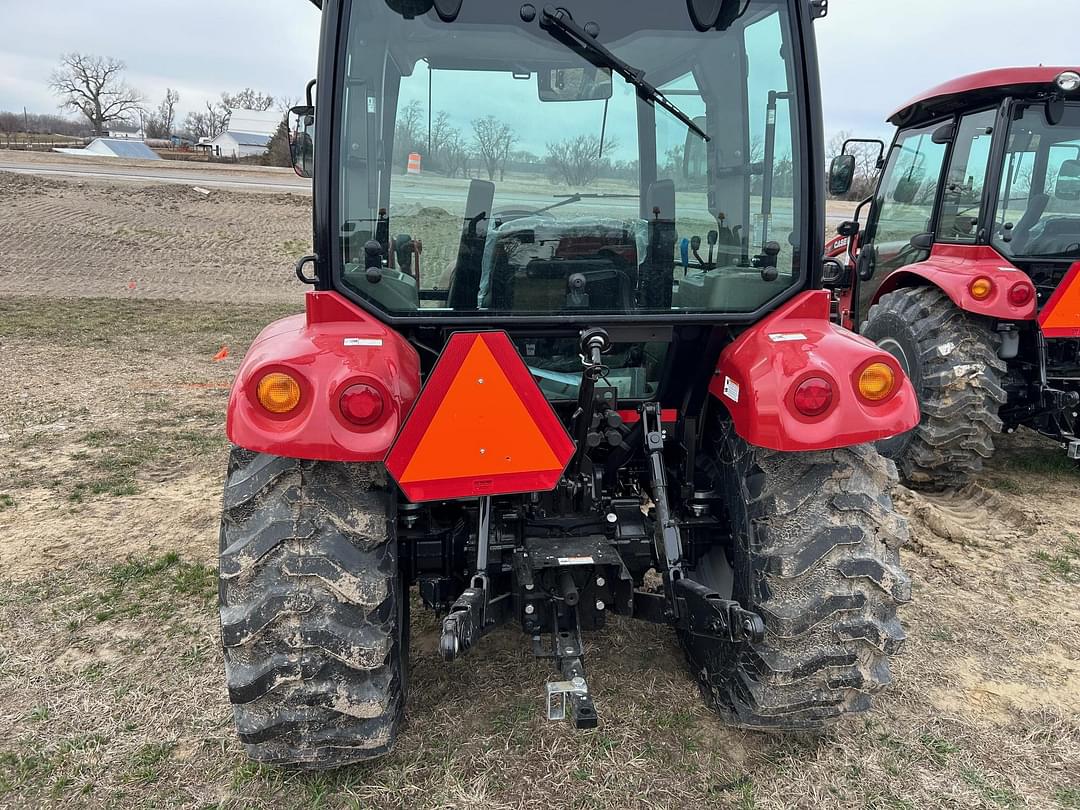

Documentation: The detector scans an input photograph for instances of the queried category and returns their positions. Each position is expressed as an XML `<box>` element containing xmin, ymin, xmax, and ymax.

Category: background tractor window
<box><xmin>939</xmin><ymin>109</ymin><xmax>996</xmax><ymax>244</ymax></box>
<box><xmin>994</xmin><ymin>103</ymin><xmax>1080</xmax><ymax>259</ymax></box>
<box><xmin>864</xmin><ymin>123</ymin><xmax>949</xmax><ymax>276</ymax></box>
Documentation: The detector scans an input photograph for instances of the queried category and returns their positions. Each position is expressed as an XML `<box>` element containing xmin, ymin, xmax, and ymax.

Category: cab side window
<box><xmin>858</xmin><ymin>123</ymin><xmax>949</xmax><ymax>320</ymax></box>
<box><xmin>865</xmin><ymin>123</ymin><xmax>949</xmax><ymax>278</ymax></box>
<box><xmin>939</xmin><ymin>109</ymin><xmax>996</xmax><ymax>243</ymax></box>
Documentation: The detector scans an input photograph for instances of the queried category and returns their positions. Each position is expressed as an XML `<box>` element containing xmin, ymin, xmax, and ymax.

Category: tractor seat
<box><xmin>477</xmin><ymin>216</ymin><xmax>644</xmax><ymax>311</ymax></box>
<box><xmin>1027</xmin><ymin>217</ymin><xmax>1080</xmax><ymax>256</ymax></box>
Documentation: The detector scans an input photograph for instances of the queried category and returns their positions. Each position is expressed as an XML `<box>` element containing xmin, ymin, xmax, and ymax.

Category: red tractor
<box><xmin>827</xmin><ymin>67</ymin><xmax>1080</xmax><ymax>488</ymax></box>
<box><xmin>220</xmin><ymin>0</ymin><xmax>920</xmax><ymax>768</ymax></box>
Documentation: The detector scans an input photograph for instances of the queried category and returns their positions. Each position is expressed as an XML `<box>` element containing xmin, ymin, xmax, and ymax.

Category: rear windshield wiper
<box><xmin>539</xmin><ymin>7</ymin><xmax>710</xmax><ymax>142</ymax></box>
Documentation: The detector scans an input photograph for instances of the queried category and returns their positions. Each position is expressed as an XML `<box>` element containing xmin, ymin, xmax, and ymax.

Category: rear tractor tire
<box><xmin>218</xmin><ymin>448</ymin><xmax>407</xmax><ymax>768</ymax></box>
<box><xmin>683</xmin><ymin>424</ymin><xmax>911</xmax><ymax>729</ymax></box>
<box><xmin>862</xmin><ymin>286</ymin><xmax>1006</xmax><ymax>489</ymax></box>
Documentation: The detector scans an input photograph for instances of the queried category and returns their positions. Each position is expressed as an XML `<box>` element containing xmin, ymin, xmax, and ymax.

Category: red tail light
<box><xmin>340</xmin><ymin>383</ymin><xmax>385</xmax><ymax>426</ymax></box>
<box><xmin>793</xmin><ymin>377</ymin><xmax>834</xmax><ymax>417</ymax></box>
<box><xmin>1008</xmin><ymin>281</ymin><xmax>1034</xmax><ymax>307</ymax></box>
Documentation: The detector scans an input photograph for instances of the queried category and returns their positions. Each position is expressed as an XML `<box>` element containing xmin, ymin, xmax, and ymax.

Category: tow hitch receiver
<box><xmin>537</xmin><ymin>627</ymin><xmax>598</xmax><ymax>729</ymax></box>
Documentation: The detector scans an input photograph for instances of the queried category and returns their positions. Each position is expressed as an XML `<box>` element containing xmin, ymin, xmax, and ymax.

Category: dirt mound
<box><xmin>896</xmin><ymin>484</ymin><xmax>1033</xmax><ymax>548</ymax></box>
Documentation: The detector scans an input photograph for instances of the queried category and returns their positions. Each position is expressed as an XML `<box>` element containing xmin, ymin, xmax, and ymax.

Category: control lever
<box><xmin>754</xmin><ymin>240</ymin><xmax>781</xmax><ymax>281</ymax></box>
<box><xmin>690</xmin><ymin>235</ymin><xmax>704</xmax><ymax>268</ymax></box>
<box><xmin>363</xmin><ymin>240</ymin><xmax>383</xmax><ymax>284</ymax></box>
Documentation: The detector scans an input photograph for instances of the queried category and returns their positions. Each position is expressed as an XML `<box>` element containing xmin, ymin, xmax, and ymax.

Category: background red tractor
<box><xmin>219</xmin><ymin>0</ymin><xmax>919</xmax><ymax>768</ymax></box>
<box><xmin>827</xmin><ymin>67</ymin><xmax>1080</xmax><ymax>488</ymax></box>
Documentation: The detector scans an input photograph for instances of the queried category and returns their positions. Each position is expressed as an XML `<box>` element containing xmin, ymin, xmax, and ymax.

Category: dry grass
<box><xmin>0</xmin><ymin>297</ymin><xmax>1078</xmax><ymax>809</ymax></box>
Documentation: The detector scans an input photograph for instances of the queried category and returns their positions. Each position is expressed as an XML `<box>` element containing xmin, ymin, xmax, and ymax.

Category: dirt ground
<box><xmin>0</xmin><ymin>171</ymin><xmax>1078</xmax><ymax>810</ymax></box>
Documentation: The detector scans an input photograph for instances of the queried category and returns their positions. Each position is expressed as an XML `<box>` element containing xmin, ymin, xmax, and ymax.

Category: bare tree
<box><xmin>442</xmin><ymin>128</ymin><xmax>470</xmax><ymax>178</ymax></box>
<box><xmin>472</xmin><ymin>115</ymin><xmax>517</xmax><ymax>181</ymax></box>
<box><xmin>545</xmin><ymin>134</ymin><xmax>618</xmax><ymax>187</ymax></box>
<box><xmin>428</xmin><ymin>111</ymin><xmax>453</xmax><ymax>166</ymax></box>
<box><xmin>49</xmin><ymin>53</ymin><xmax>144</xmax><ymax>134</ymax></box>
<box><xmin>184</xmin><ymin>101</ymin><xmax>228</xmax><ymax>141</ymax></box>
<box><xmin>277</xmin><ymin>96</ymin><xmax>300</xmax><ymax>116</ymax></box>
<box><xmin>144</xmin><ymin>88</ymin><xmax>180</xmax><ymax>139</ymax></box>
<box><xmin>394</xmin><ymin>101</ymin><xmax>424</xmax><ymax>168</ymax></box>
<box><xmin>221</xmin><ymin>88</ymin><xmax>275</xmax><ymax>112</ymax></box>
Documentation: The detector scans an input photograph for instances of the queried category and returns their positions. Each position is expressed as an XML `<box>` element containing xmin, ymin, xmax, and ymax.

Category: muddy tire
<box><xmin>862</xmin><ymin>286</ymin><xmax>1006</xmax><ymax>489</ymax></box>
<box><xmin>218</xmin><ymin>448</ymin><xmax>407</xmax><ymax>768</ymax></box>
<box><xmin>683</xmin><ymin>424</ymin><xmax>911</xmax><ymax>730</ymax></box>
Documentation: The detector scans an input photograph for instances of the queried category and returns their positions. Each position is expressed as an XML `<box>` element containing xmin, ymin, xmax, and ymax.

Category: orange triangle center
<box><xmin>399</xmin><ymin>337</ymin><xmax>563</xmax><ymax>483</ymax></box>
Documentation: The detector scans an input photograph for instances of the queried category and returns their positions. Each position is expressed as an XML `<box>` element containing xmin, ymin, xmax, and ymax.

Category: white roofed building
<box><xmin>208</xmin><ymin>108</ymin><xmax>281</xmax><ymax>159</ymax></box>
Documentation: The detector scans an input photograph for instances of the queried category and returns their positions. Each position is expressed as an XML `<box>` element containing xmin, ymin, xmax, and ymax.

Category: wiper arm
<box><xmin>539</xmin><ymin>7</ymin><xmax>710</xmax><ymax>142</ymax></box>
<box><xmin>534</xmin><ymin>192</ymin><xmax>641</xmax><ymax>215</ymax></box>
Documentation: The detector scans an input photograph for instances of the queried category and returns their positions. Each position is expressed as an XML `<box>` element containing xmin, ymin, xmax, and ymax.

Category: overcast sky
<box><xmin>0</xmin><ymin>0</ymin><xmax>1075</xmax><ymax>142</ymax></box>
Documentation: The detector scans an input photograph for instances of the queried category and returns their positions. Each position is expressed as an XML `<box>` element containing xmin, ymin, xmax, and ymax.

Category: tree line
<box><xmin>393</xmin><ymin>100</ymin><xmax>637</xmax><ymax>187</ymax></box>
<box><xmin>27</xmin><ymin>52</ymin><xmax>286</xmax><ymax>145</ymax></box>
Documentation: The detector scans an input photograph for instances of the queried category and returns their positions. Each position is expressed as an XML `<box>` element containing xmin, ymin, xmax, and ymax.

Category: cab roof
<box><xmin>889</xmin><ymin>66</ymin><xmax>1080</xmax><ymax>128</ymax></box>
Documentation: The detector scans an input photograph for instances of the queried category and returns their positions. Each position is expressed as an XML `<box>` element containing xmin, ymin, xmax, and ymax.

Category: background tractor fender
<box><xmin>871</xmin><ymin>244</ymin><xmax>1036</xmax><ymax>320</ymax></box>
<box><xmin>711</xmin><ymin>291</ymin><xmax>919</xmax><ymax>452</ymax></box>
<box><xmin>226</xmin><ymin>291</ymin><xmax>421</xmax><ymax>462</ymax></box>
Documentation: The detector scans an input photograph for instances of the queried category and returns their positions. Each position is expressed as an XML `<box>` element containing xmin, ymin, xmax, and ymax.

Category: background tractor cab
<box><xmin>217</xmin><ymin>0</ymin><xmax>920</xmax><ymax>769</ymax></box>
<box><xmin>827</xmin><ymin>67</ymin><xmax>1080</xmax><ymax>487</ymax></box>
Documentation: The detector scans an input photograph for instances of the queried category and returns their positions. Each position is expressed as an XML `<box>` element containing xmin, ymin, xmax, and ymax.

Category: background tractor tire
<box><xmin>683</xmin><ymin>424</ymin><xmax>911</xmax><ymax>730</ymax></box>
<box><xmin>862</xmin><ymin>286</ymin><xmax>1006</xmax><ymax>489</ymax></box>
<box><xmin>218</xmin><ymin>449</ymin><xmax>407</xmax><ymax>768</ymax></box>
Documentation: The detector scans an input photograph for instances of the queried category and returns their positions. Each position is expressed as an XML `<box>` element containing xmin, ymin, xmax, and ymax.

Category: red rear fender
<box><xmin>226</xmin><ymin>292</ymin><xmax>421</xmax><ymax>462</ymax></box>
<box><xmin>711</xmin><ymin>291</ymin><xmax>919</xmax><ymax>451</ymax></box>
<box><xmin>872</xmin><ymin>244</ymin><xmax>1036</xmax><ymax>320</ymax></box>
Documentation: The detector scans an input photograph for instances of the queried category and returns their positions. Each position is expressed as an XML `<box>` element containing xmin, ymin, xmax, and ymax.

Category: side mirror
<box><xmin>829</xmin><ymin>154</ymin><xmax>856</xmax><ymax>196</ymax></box>
<box><xmin>682</xmin><ymin>116</ymin><xmax>709</xmax><ymax>182</ymax></box>
<box><xmin>893</xmin><ymin>175</ymin><xmax>923</xmax><ymax>205</ymax></box>
<box><xmin>1047</xmin><ymin>95</ymin><xmax>1066</xmax><ymax>126</ymax></box>
<box><xmin>538</xmin><ymin>67</ymin><xmax>613</xmax><ymax>102</ymax></box>
<box><xmin>290</xmin><ymin>105</ymin><xmax>315</xmax><ymax>179</ymax></box>
<box><xmin>931</xmin><ymin>122</ymin><xmax>956</xmax><ymax>144</ymax></box>
<box><xmin>837</xmin><ymin>220</ymin><xmax>860</xmax><ymax>238</ymax></box>
<box><xmin>1055</xmin><ymin>159</ymin><xmax>1080</xmax><ymax>201</ymax></box>
<box><xmin>909</xmin><ymin>232</ymin><xmax>934</xmax><ymax>251</ymax></box>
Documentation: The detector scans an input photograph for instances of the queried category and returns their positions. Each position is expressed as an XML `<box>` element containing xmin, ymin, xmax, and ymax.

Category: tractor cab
<box><xmin>828</xmin><ymin>68</ymin><xmax>1080</xmax><ymax>486</ymax></box>
<box><xmin>294</xmin><ymin>0</ymin><xmax>815</xmax><ymax>330</ymax></box>
<box><xmin>216</xmin><ymin>0</ymin><xmax>920</xmax><ymax>769</ymax></box>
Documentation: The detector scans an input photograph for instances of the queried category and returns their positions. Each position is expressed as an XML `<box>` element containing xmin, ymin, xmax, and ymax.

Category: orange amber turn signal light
<box><xmin>256</xmin><ymin>372</ymin><xmax>302</xmax><ymax>414</ymax></box>
<box><xmin>858</xmin><ymin>363</ymin><xmax>896</xmax><ymax>402</ymax></box>
<box><xmin>969</xmin><ymin>277</ymin><xmax>994</xmax><ymax>301</ymax></box>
